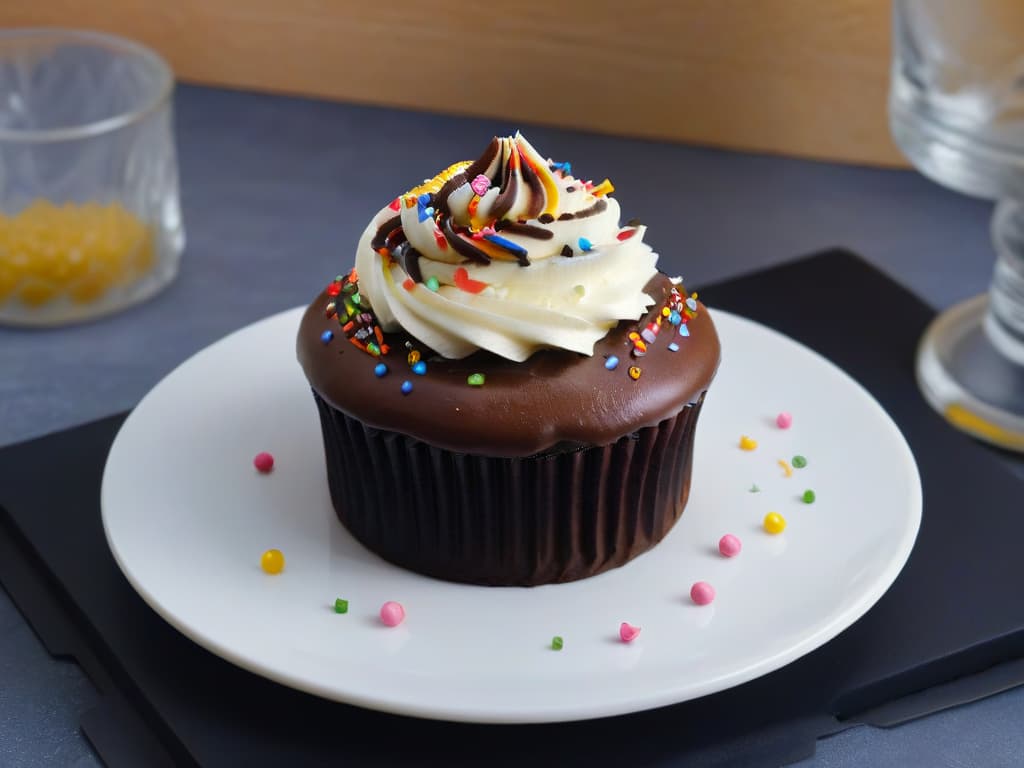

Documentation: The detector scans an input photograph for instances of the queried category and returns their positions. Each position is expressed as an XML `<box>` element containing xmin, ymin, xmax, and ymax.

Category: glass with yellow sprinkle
<box><xmin>0</xmin><ymin>30</ymin><xmax>183</xmax><ymax>325</ymax></box>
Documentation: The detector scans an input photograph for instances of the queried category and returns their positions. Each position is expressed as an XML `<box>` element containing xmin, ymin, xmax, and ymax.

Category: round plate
<box><xmin>101</xmin><ymin>308</ymin><xmax>921</xmax><ymax>723</ymax></box>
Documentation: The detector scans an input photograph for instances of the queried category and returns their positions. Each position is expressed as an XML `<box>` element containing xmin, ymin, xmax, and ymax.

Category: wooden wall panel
<box><xmin>1</xmin><ymin>1</ymin><xmax>906</xmax><ymax>166</ymax></box>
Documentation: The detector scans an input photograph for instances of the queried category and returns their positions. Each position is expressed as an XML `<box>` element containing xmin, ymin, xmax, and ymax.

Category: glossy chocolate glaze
<box><xmin>297</xmin><ymin>273</ymin><xmax>720</xmax><ymax>458</ymax></box>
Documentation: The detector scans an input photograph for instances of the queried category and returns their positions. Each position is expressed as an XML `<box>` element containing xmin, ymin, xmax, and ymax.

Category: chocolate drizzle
<box><xmin>557</xmin><ymin>198</ymin><xmax>607</xmax><ymax>221</ymax></box>
<box><xmin>462</xmin><ymin>138</ymin><xmax>500</xmax><ymax>183</ymax></box>
<box><xmin>440</xmin><ymin>216</ymin><xmax>492</xmax><ymax>265</ymax></box>
<box><xmin>384</xmin><ymin>226</ymin><xmax>407</xmax><ymax>250</ymax></box>
<box><xmin>490</xmin><ymin>156</ymin><xmax>520</xmax><ymax>220</ymax></box>
<box><xmin>393</xmin><ymin>242</ymin><xmax>424</xmax><ymax>283</ymax></box>
<box><xmin>434</xmin><ymin>172</ymin><xmax>468</xmax><ymax>212</ymax></box>
<box><xmin>560</xmin><ymin>244</ymin><xmax>574</xmax><ymax>257</ymax></box>
<box><xmin>371</xmin><ymin>215</ymin><xmax>402</xmax><ymax>250</ymax></box>
<box><xmin>495</xmin><ymin>221</ymin><xmax>554</xmax><ymax>240</ymax></box>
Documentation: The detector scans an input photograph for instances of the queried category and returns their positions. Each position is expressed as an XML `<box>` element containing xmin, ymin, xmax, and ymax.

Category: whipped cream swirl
<box><xmin>354</xmin><ymin>133</ymin><xmax>658</xmax><ymax>361</ymax></box>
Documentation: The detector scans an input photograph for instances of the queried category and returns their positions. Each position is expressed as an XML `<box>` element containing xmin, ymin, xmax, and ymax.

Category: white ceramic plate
<box><xmin>102</xmin><ymin>308</ymin><xmax>921</xmax><ymax>724</ymax></box>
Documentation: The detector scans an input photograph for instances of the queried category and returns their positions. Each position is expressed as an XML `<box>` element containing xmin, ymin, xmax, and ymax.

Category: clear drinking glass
<box><xmin>0</xmin><ymin>29</ymin><xmax>183</xmax><ymax>326</ymax></box>
<box><xmin>890</xmin><ymin>0</ymin><xmax>1024</xmax><ymax>451</ymax></box>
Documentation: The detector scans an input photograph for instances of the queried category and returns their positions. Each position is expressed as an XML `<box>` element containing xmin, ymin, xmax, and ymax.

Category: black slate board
<box><xmin>2</xmin><ymin>250</ymin><xmax>1023</xmax><ymax>768</ymax></box>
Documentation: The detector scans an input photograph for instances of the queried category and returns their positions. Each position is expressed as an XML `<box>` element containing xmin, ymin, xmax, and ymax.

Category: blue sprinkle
<box><xmin>401</xmin><ymin>380</ymin><xmax>413</xmax><ymax>395</ymax></box>
<box><xmin>668</xmin><ymin>342</ymin><xmax>679</xmax><ymax>352</ymax></box>
<box><xmin>417</xmin><ymin>193</ymin><xmax>432</xmax><ymax>205</ymax></box>
<box><xmin>669</xmin><ymin>310</ymin><xmax>682</xmax><ymax>326</ymax></box>
<box><xmin>417</xmin><ymin>205</ymin><xmax>434</xmax><ymax>223</ymax></box>
<box><xmin>679</xmin><ymin>324</ymin><xmax>690</xmax><ymax>337</ymax></box>
<box><xmin>482</xmin><ymin>233</ymin><xmax>528</xmax><ymax>257</ymax></box>
<box><xmin>320</xmin><ymin>330</ymin><xmax>334</xmax><ymax>344</ymax></box>
<box><xmin>578</xmin><ymin>237</ymin><xmax>592</xmax><ymax>252</ymax></box>
<box><xmin>412</xmin><ymin>360</ymin><xmax>427</xmax><ymax>375</ymax></box>
<box><xmin>686</xmin><ymin>297</ymin><xmax>698</xmax><ymax>311</ymax></box>
<box><xmin>604</xmin><ymin>355</ymin><xmax>619</xmax><ymax>370</ymax></box>
<box><xmin>374</xmin><ymin>363</ymin><xmax>388</xmax><ymax>378</ymax></box>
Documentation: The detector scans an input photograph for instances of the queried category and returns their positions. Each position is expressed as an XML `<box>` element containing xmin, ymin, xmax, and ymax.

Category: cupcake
<box><xmin>297</xmin><ymin>133</ymin><xmax>720</xmax><ymax>586</ymax></box>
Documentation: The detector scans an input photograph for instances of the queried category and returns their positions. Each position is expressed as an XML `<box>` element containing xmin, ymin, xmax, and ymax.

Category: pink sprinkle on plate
<box><xmin>619</xmin><ymin>622</ymin><xmax>641</xmax><ymax>643</ymax></box>
<box><xmin>380</xmin><ymin>601</ymin><xmax>405</xmax><ymax>627</ymax></box>
<box><xmin>253</xmin><ymin>452</ymin><xmax>274</xmax><ymax>473</ymax></box>
<box><xmin>776</xmin><ymin>412</ymin><xmax>793</xmax><ymax>429</ymax></box>
<box><xmin>690</xmin><ymin>581</ymin><xmax>716</xmax><ymax>606</ymax></box>
<box><xmin>718</xmin><ymin>534</ymin><xmax>742</xmax><ymax>557</ymax></box>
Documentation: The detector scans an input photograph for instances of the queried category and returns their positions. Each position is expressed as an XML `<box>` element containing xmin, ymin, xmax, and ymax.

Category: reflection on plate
<box><xmin>102</xmin><ymin>308</ymin><xmax>921</xmax><ymax>724</ymax></box>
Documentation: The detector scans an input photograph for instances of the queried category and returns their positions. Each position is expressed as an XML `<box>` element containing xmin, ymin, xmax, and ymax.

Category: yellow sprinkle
<box><xmin>260</xmin><ymin>549</ymin><xmax>285</xmax><ymax>574</ymax></box>
<box><xmin>407</xmin><ymin>349</ymin><xmax>421</xmax><ymax>365</ymax></box>
<box><xmin>628</xmin><ymin>365</ymin><xmax>642</xmax><ymax>380</ymax></box>
<box><xmin>661</xmin><ymin>307</ymin><xmax>671</xmax><ymax>317</ymax></box>
<box><xmin>739</xmin><ymin>435</ymin><xmax>758</xmax><ymax>451</ymax></box>
<box><xmin>591</xmin><ymin>178</ymin><xmax>615</xmax><ymax>197</ymax></box>
<box><xmin>778</xmin><ymin>459</ymin><xmax>793</xmax><ymax>477</ymax></box>
<box><xmin>763</xmin><ymin>512</ymin><xmax>786</xmax><ymax>534</ymax></box>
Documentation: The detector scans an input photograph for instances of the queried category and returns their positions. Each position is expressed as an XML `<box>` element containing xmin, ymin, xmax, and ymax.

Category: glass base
<box><xmin>917</xmin><ymin>294</ymin><xmax>1024</xmax><ymax>452</ymax></box>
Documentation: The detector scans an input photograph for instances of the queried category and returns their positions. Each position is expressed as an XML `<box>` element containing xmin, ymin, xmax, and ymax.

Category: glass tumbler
<box><xmin>0</xmin><ymin>29</ymin><xmax>183</xmax><ymax>326</ymax></box>
<box><xmin>890</xmin><ymin>1</ymin><xmax>1024</xmax><ymax>451</ymax></box>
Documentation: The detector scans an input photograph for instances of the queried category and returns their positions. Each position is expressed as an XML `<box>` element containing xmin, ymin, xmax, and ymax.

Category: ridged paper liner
<box><xmin>313</xmin><ymin>391</ymin><xmax>706</xmax><ymax>586</ymax></box>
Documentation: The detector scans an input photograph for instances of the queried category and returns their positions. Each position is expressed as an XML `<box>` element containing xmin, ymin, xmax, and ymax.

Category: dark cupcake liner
<box><xmin>313</xmin><ymin>391</ymin><xmax>706</xmax><ymax>586</ymax></box>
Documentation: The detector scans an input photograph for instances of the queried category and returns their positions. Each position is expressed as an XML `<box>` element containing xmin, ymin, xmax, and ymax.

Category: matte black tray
<box><xmin>2</xmin><ymin>250</ymin><xmax>1023</xmax><ymax>767</ymax></box>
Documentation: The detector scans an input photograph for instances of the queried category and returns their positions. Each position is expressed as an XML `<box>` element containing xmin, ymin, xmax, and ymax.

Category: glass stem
<box><xmin>985</xmin><ymin>199</ymin><xmax>1024</xmax><ymax>365</ymax></box>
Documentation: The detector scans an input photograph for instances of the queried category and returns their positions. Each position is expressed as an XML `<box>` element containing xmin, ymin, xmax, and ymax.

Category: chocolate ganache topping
<box><xmin>354</xmin><ymin>133</ymin><xmax>659</xmax><ymax>362</ymax></box>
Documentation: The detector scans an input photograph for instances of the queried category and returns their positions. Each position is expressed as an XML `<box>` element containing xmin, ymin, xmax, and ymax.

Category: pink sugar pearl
<box><xmin>619</xmin><ymin>622</ymin><xmax>641</xmax><ymax>643</ymax></box>
<box><xmin>776</xmin><ymin>412</ymin><xmax>793</xmax><ymax>429</ymax></box>
<box><xmin>718</xmin><ymin>534</ymin><xmax>742</xmax><ymax>558</ymax></box>
<box><xmin>690</xmin><ymin>581</ymin><xmax>716</xmax><ymax>606</ymax></box>
<box><xmin>379</xmin><ymin>601</ymin><xmax>405</xmax><ymax>627</ymax></box>
<box><xmin>253</xmin><ymin>452</ymin><xmax>274</xmax><ymax>473</ymax></box>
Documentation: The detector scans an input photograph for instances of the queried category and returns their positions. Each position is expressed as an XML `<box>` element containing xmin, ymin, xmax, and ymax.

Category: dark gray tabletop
<box><xmin>1</xmin><ymin>84</ymin><xmax>1021</xmax><ymax>767</ymax></box>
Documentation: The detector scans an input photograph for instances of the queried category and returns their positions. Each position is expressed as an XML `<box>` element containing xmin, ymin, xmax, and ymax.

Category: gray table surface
<box><xmin>1</xmin><ymin>84</ymin><xmax>1022</xmax><ymax>767</ymax></box>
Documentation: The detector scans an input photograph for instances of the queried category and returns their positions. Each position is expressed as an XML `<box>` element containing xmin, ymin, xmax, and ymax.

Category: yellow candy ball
<box><xmin>260</xmin><ymin>548</ymin><xmax>285</xmax><ymax>574</ymax></box>
<box><xmin>763</xmin><ymin>512</ymin><xmax>786</xmax><ymax>535</ymax></box>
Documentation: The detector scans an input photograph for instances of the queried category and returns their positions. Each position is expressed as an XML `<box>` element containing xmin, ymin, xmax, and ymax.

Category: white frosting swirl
<box><xmin>354</xmin><ymin>133</ymin><xmax>658</xmax><ymax>362</ymax></box>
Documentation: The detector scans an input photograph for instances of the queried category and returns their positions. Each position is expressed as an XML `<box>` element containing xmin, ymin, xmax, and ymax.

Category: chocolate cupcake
<box><xmin>297</xmin><ymin>134</ymin><xmax>720</xmax><ymax>586</ymax></box>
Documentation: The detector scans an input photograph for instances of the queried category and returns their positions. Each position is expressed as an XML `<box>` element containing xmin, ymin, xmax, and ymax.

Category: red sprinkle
<box><xmin>253</xmin><ymin>452</ymin><xmax>274</xmax><ymax>473</ymax></box>
<box><xmin>402</xmin><ymin>278</ymin><xmax>416</xmax><ymax>291</ymax></box>
<box><xmin>434</xmin><ymin>230</ymin><xmax>448</xmax><ymax>250</ymax></box>
<box><xmin>619</xmin><ymin>622</ymin><xmax>641</xmax><ymax>643</ymax></box>
<box><xmin>454</xmin><ymin>267</ymin><xmax>488</xmax><ymax>294</ymax></box>
<box><xmin>388</xmin><ymin>198</ymin><xmax>401</xmax><ymax>211</ymax></box>
<box><xmin>326</xmin><ymin>283</ymin><xmax>341</xmax><ymax>297</ymax></box>
<box><xmin>616</xmin><ymin>229</ymin><xmax>637</xmax><ymax>241</ymax></box>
